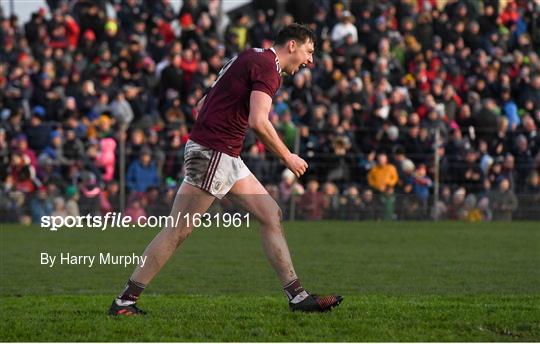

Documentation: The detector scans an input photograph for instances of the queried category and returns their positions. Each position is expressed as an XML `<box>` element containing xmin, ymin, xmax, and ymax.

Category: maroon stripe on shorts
<box><xmin>201</xmin><ymin>151</ymin><xmax>217</xmax><ymax>189</ymax></box>
<box><xmin>203</xmin><ymin>152</ymin><xmax>220</xmax><ymax>191</ymax></box>
<box><xmin>204</xmin><ymin>152</ymin><xmax>222</xmax><ymax>191</ymax></box>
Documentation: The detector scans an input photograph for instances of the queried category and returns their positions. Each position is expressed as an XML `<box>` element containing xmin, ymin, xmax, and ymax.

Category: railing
<box><xmin>1</xmin><ymin>126</ymin><xmax>539</xmax><ymax>223</ymax></box>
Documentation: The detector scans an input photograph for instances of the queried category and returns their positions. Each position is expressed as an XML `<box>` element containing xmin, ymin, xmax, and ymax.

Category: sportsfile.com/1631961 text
<box><xmin>40</xmin><ymin>212</ymin><xmax>250</xmax><ymax>231</ymax></box>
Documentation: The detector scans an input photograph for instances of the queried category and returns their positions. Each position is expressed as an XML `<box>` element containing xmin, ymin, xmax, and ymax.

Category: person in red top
<box><xmin>109</xmin><ymin>24</ymin><xmax>342</xmax><ymax>316</ymax></box>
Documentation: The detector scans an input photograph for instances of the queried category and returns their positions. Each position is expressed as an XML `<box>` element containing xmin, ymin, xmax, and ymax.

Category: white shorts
<box><xmin>183</xmin><ymin>139</ymin><xmax>251</xmax><ymax>199</ymax></box>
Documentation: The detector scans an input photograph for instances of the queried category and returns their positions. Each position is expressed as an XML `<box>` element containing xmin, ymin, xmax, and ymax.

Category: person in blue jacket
<box><xmin>127</xmin><ymin>147</ymin><xmax>159</xmax><ymax>193</ymax></box>
<box><xmin>501</xmin><ymin>87</ymin><xmax>520</xmax><ymax>130</ymax></box>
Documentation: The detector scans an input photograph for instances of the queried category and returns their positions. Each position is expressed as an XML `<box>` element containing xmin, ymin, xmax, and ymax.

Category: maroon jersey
<box><xmin>190</xmin><ymin>48</ymin><xmax>281</xmax><ymax>157</ymax></box>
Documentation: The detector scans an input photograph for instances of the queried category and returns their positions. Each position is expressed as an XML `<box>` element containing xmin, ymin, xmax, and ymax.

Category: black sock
<box><xmin>118</xmin><ymin>279</ymin><xmax>146</xmax><ymax>303</ymax></box>
<box><xmin>283</xmin><ymin>278</ymin><xmax>306</xmax><ymax>302</ymax></box>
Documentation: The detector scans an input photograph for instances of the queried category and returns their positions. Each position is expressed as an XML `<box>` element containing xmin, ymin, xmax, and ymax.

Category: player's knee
<box><xmin>175</xmin><ymin>226</ymin><xmax>193</xmax><ymax>247</ymax></box>
<box><xmin>165</xmin><ymin>222</ymin><xmax>193</xmax><ymax>246</ymax></box>
<box><xmin>260</xmin><ymin>206</ymin><xmax>283</xmax><ymax>230</ymax></box>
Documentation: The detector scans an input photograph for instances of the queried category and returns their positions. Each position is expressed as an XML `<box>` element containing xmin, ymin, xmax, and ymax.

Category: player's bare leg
<box><xmin>228</xmin><ymin>174</ymin><xmax>297</xmax><ymax>284</ymax></box>
<box><xmin>109</xmin><ymin>182</ymin><xmax>215</xmax><ymax>315</ymax></box>
<box><xmin>227</xmin><ymin>174</ymin><xmax>343</xmax><ymax>312</ymax></box>
<box><xmin>130</xmin><ymin>182</ymin><xmax>215</xmax><ymax>284</ymax></box>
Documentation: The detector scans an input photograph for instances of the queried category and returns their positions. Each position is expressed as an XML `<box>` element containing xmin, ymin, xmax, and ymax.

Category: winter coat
<box><xmin>96</xmin><ymin>137</ymin><xmax>117</xmax><ymax>181</ymax></box>
<box><xmin>127</xmin><ymin>160</ymin><xmax>159</xmax><ymax>192</ymax></box>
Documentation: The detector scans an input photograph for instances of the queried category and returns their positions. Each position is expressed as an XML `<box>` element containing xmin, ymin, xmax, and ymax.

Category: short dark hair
<box><xmin>275</xmin><ymin>23</ymin><xmax>316</xmax><ymax>47</ymax></box>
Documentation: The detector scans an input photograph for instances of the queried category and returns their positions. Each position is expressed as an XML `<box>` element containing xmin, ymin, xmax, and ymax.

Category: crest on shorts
<box><xmin>213</xmin><ymin>181</ymin><xmax>223</xmax><ymax>193</ymax></box>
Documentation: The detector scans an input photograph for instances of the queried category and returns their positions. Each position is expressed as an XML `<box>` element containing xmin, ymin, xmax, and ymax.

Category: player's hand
<box><xmin>284</xmin><ymin>153</ymin><xmax>308</xmax><ymax>178</ymax></box>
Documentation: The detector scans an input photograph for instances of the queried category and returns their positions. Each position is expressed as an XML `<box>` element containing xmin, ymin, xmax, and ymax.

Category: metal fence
<box><xmin>1</xmin><ymin>126</ymin><xmax>539</xmax><ymax>223</ymax></box>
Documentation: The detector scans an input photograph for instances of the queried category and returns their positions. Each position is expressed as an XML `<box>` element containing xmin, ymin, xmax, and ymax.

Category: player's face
<box><xmin>288</xmin><ymin>40</ymin><xmax>314</xmax><ymax>75</ymax></box>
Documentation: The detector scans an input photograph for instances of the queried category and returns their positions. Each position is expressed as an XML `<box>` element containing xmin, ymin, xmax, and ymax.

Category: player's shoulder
<box><xmin>241</xmin><ymin>47</ymin><xmax>273</xmax><ymax>57</ymax></box>
<box><xmin>241</xmin><ymin>48</ymin><xmax>280</xmax><ymax>73</ymax></box>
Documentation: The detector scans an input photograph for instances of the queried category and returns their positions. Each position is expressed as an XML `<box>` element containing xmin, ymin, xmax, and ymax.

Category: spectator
<box><xmin>403</xmin><ymin>126</ymin><xmax>424</xmax><ymax>164</ymax></box>
<box><xmin>279</xmin><ymin>110</ymin><xmax>297</xmax><ymax>150</ymax></box>
<box><xmin>30</xmin><ymin>186</ymin><xmax>52</xmax><ymax>224</ymax></box>
<box><xmin>81</xmin><ymin>139</ymin><xmax>103</xmax><ymax>183</ymax></box>
<box><xmin>23</xmin><ymin>107</ymin><xmax>52</xmax><ymax>152</ymax></box>
<box><xmin>321</xmin><ymin>182</ymin><xmax>340</xmax><ymax>219</ymax></box>
<box><xmin>39</xmin><ymin>130</ymin><xmax>70</xmax><ymax>169</ymax></box>
<box><xmin>379</xmin><ymin>187</ymin><xmax>396</xmax><ymax>221</ymax></box>
<box><xmin>243</xmin><ymin>143</ymin><xmax>269</xmax><ymax>183</ymax></box>
<box><xmin>521</xmin><ymin>171</ymin><xmax>540</xmax><ymax>220</ymax></box>
<box><xmin>519</xmin><ymin>115</ymin><xmax>538</xmax><ymax>157</ymax></box>
<box><xmin>0</xmin><ymin>175</ymin><xmax>24</xmax><ymax>222</ymax></box>
<box><xmin>501</xmin><ymin>87</ymin><xmax>520</xmax><ymax>130</ymax></box>
<box><xmin>14</xmin><ymin>134</ymin><xmax>37</xmax><ymax>168</ymax></box>
<box><xmin>145</xmin><ymin>186</ymin><xmax>164</xmax><ymax>217</ymax></box>
<box><xmin>501</xmin><ymin>153</ymin><xmax>517</xmax><ymax>191</ymax></box>
<box><xmin>447</xmin><ymin>187</ymin><xmax>467</xmax><ymax>220</ymax></box>
<box><xmin>64</xmin><ymin>185</ymin><xmax>79</xmax><ymax>217</ymax></box>
<box><xmin>158</xmin><ymin>53</ymin><xmax>184</xmax><ymax>102</ymax></box>
<box><xmin>491</xmin><ymin>178</ymin><xmax>518</xmax><ymax>221</ymax></box>
<box><xmin>127</xmin><ymin>147</ymin><xmax>159</xmax><ymax>193</ymax></box>
<box><xmin>360</xmin><ymin>189</ymin><xmax>377</xmax><ymax>220</ymax></box>
<box><xmin>278</xmin><ymin>169</ymin><xmax>304</xmax><ymax>218</ymax></box>
<box><xmin>472</xmin><ymin>99</ymin><xmax>500</xmax><ymax>144</ymax></box>
<box><xmin>101</xmin><ymin>181</ymin><xmax>120</xmax><ymax>214</ymax></box>
<box><xmin>456</xmin><ymin>149</ymin><xmax>482</xmax><ymax>193</ymax></box>
<box><xmin>10</xmin><ymin>152</ymin><xmax>37</xmax><ymax>194</ymax></box>
<box><xmin>367</xmin><ymin>152</ymin><xmax>399</xmax><ymax>193</ymax></box>
<box><xmin>110</xmin><ymin>91</ymin><xmax>134</xmax><ymax>126</ymax></box>
<box><xmin>249</xmin><ymin>10</ymin><xmax>272</xmax><ymax>48</ymax></box>
<box><xmin>31</xmin><ymin>73</ymin><xmax>62</xmax><ymax>120</ymax></box>
<box><xmin>51</xmin><ymin>196</ymin><xmax>68</xmax><ymax>218</ymax></box>
<box><xmin>62</xmin><ymin>129</ymin><xmax>85</xmax><ymax>162</ymax></box>
<box><xmin>78</xmin><ymin>173</ymin><xmax>101</xmax><ymax>216</ymax></box>
<box><xmin>405</xmin><ymin>164</ymin><xmax>432</xmax><ymax>215</ymax></box>
<box><xmin>513</xmin><ymin>135</ymin><xmax>534</xmax><ymax>191</ymax></box>
<box><xmin>125</xmin><ymin>198</ymin><xmax>147</xmax><ymax>225</ymax></box>
<box><xmin>225</xmin><ymin>13</ymin><xmax>250</xmax><ymax>54</ymax></box>
<box><xmin>330</xmin><ymin>11</ymin><xmax>357</xmax><ymax>46</ymax></box>
<box><xmin>339</xmin><ymin>185</ymin><xmax>362</xmax><ymax>220</ymax></box>
<box><xmin>0</xmin><ymin>128</ymin><xmax>10</xmax><ymax>180</ymax></box>
<box><xmin>96</xmin><ymin>137</ymin><xmax>117</xmax><ymax>182</ymax></box>
<box><xmin>326</xmin><ymin>135</ymin><xmax>354</xmax><ymax>187</ymax></box>
<box><xmin>298</xmin><ymin>179</ymin><xmax>326</xmax><ymax>220</ymax></box>
<box><xmin>477</xmin><ymin>196</ymin><xmax>493</xmax><ymax>222</ymax></box>
<box><xmin>126</xmin><ymin>127</ymin><xmax>145</xmax><ymax>162</ymax></box>
<box><xmin>463</xmin><ymin>194</ymin><xmax>483</xmax><ymax>222</ymax></box>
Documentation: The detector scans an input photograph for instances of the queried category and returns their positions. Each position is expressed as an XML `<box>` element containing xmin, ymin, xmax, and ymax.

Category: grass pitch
<box><xmin>0</xmin><ymin>221</ymin><xmax>539</xmax><ymax>341</ymax></box>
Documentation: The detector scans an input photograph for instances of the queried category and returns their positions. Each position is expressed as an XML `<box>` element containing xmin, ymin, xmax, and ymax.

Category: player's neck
<box><xmin>272</xmin><ymin>45</ymin><xmax>287</xmax><ymax>73</ymax></box>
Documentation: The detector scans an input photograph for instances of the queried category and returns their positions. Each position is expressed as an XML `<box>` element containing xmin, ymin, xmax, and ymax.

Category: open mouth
<box><xmin>293</xmin><ymin>63</ymin><xmax>306</xmax><ymax>73</ymax></box>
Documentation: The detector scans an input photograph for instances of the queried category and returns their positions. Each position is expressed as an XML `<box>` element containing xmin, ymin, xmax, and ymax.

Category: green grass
<box><xmin>0</xmin><ymin>221</ymin><xmax>539</xmax><ymax>341</ymax></box>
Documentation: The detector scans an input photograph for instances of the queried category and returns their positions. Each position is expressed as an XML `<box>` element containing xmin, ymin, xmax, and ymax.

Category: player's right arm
<box><xmin>248</xmin><ymin>90</ymin><xmax>308</xmax><ymax>178</ymax></box>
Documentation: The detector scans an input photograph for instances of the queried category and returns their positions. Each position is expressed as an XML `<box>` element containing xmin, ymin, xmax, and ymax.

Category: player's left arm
<box><xmin>248</xmin><ymin>91</ymin><xmax>308</xmax><ymax>178</ymax></box>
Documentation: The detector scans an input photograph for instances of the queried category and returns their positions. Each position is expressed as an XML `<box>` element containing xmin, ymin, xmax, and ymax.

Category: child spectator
<box><xmin>96</xmin><ymin>137</ymin><xmax>117</xmax><ymax>182</ymax></box>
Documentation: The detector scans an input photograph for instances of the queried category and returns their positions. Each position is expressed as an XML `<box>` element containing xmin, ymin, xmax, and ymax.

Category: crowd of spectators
<box><xmin>1</xmin><ymin>0</ymin><xmax>539</xmax><ymax>223</ymax></box>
